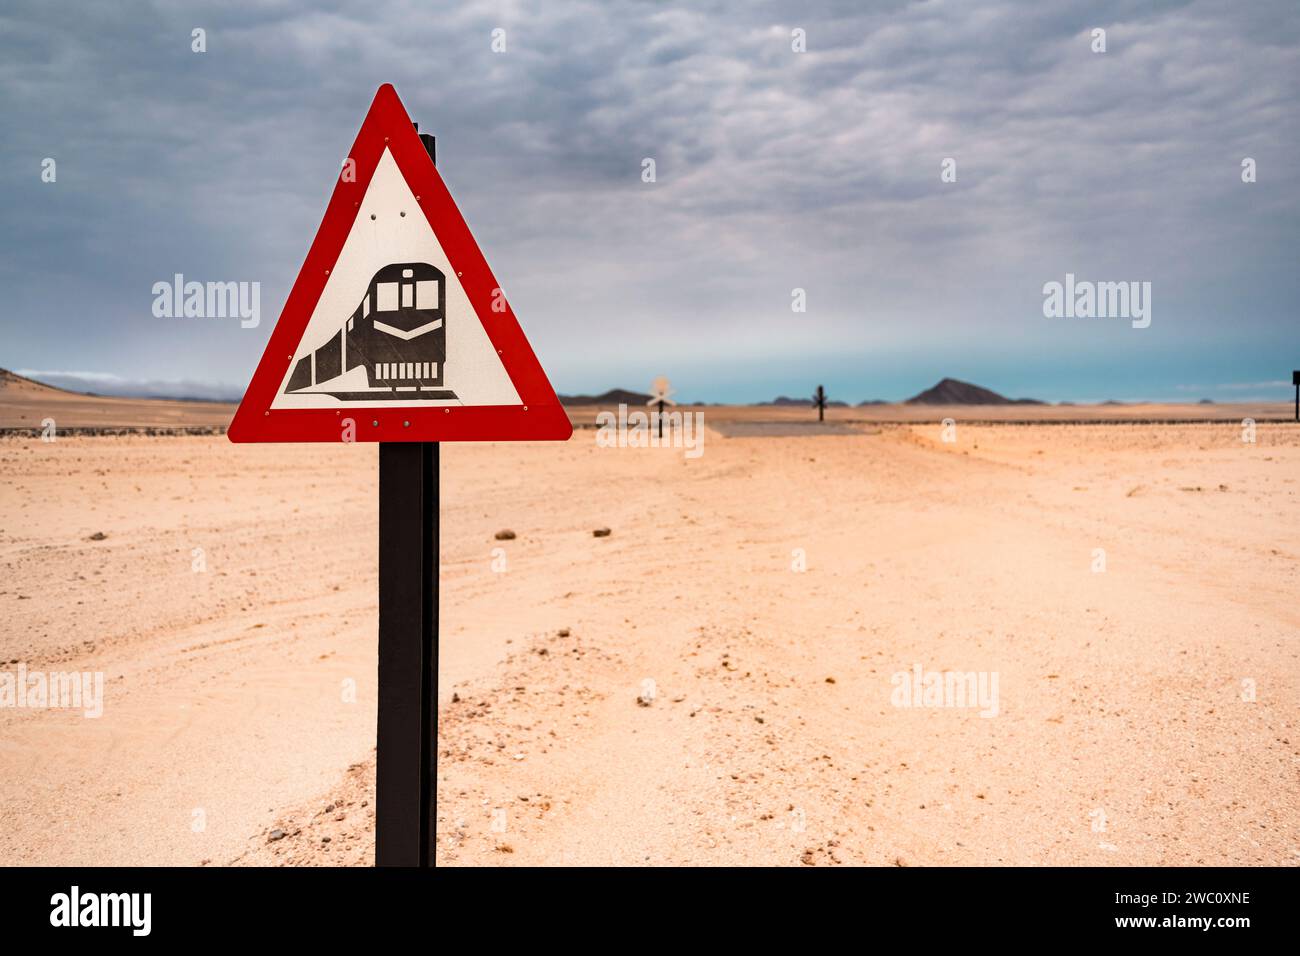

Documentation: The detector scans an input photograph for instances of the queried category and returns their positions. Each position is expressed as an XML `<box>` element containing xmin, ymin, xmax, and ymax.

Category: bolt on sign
<box><xmin>228</xmin><ymin>83</ymin><xmax>571</xmax><ymax>443</ymax></box>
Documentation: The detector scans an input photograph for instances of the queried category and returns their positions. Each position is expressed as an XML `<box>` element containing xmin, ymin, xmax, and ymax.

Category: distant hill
<box><xmin>559</xmin><ymin>388</ymin><xmax>653</xmax><ymax>405</ymax></box>
<box><xmin>905</xmin><ymin>378</ymin><xmax>1044</xmax><ymax>405</ymax></box>
<box><xmin>0</xmin><ymin>368</ymin><xmax>69</xmax><ymax>394</ymax></box>
<box><xmin>0</xmin><ymin>366</ymin><xmax>234</xmax><ymax>430</ymax></box>
<box><xmin>758</xmin><ymin>395</ymin><xmax>847</xmax><ymax>407</ymax></box>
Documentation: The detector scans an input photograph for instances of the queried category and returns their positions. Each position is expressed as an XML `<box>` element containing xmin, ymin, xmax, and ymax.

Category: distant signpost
<box><xmin>1294</xmin><ymin>370</ymin><xmax>1299</xmax><ymax>422</ymax></box>
<box><xmin>227</xmin><ymin>84</ymin><xmax>571</xmax><ymax>867</ymax></box>
<box><xmin>813</xmin><ymin>384</ymin><xmax>828</xmax><ymax>422</ymax></box>
<box><xmin>647</xmin><ymin>376</ymin><xmax>675</xmax><ymax>438</ymax></box>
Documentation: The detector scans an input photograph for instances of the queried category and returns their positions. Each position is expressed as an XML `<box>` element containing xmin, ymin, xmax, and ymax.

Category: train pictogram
<box><xmin>284</xmin><ymin>262</ymin><xmax>457</xmax><ymax>401</ymax></box>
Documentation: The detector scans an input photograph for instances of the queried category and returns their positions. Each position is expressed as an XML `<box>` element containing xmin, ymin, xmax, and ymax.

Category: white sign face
<box><xmin>269</xmin><ymin>149</ymin><xmax>521</xmax><ymax>410</ymax></box>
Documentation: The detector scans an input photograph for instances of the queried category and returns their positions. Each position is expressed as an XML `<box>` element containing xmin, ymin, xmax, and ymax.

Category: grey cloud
<box><xmin>1</xmin><ymin>0</ymin><xmax>1296</xmax><ymax>403</ymax></box>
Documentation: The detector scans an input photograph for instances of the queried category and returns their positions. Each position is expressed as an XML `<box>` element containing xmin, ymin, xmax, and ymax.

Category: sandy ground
<box><xmin>0</xmin><ymin>409</ymin><xmax>1297</xmax><ymax>866</ymax></box>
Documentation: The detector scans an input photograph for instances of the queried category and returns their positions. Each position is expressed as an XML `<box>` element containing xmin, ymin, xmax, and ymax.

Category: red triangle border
<box><xmin>227</xmin><ymin>84</ymin><xmax>572</xmax><ymax>443</ymax></box>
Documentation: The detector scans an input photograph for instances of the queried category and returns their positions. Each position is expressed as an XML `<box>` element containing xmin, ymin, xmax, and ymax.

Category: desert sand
<box><xmin>0</xmin><ymin>387</ymin><xmax>1297</xmax><ymax>866</ymax></box>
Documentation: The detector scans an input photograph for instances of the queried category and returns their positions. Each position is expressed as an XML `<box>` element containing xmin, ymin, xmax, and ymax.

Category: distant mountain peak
<box><xmin>558</xmin><ymin>388</ymin><xmax>652</xmax><ymax>405</ymax></box>
<box><xmin>905</xmin><ymin>377</ymin><xmax>1044</xmax><ymax>405</ymax></box>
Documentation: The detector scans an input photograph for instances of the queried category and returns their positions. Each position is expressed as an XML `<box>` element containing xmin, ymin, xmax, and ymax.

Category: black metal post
<box><xmin>656</xmin><ymin>399</ymin><xmax>665</xmax><ymax>439</ymax></box>
<box><xmin>375</xmin><ymin>128</ymin><xmax>439</xmax><ymax>868</ymax></box>
<box><xmin>375</xmin><ymin>442</ymin><xmax>437</xmax><ymax>866</ymax></box>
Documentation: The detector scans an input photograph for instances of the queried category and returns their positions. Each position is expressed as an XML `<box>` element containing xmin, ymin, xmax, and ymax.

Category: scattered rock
<box><xmin>88</xmin><ymin>531</ymin><xmax>107</xmax><ymax>541</ymax></box>
<box><xmin>268</xmin><ymin>829</ymin><xmax>286</xmax><ymax>842</ymax></box>
<box><xmin>321</xmin><ymin>836</ymin><xmax>331</xmax><ymax>843</ymax></box>
<box><xmin>494</xmin><ymin>529</ymin><xmax>516</xmax><ymax>540</ymax></box>
<box><xmin>451</xmin><ymin>692</ymin><xmax>461</xmax><ymax>703</ymax></box>
<box><xmin>557</xmin><ymin>628</ymin><xmax>571</xmax><ymax>637</ymax></box>
<box><xmin>800</xmin><ymin>849</ymin><xmax>816</xmax><ymax>865</ymax></box>
<box><xmin>592</xmin><ymin>527</ymin><xmax>611</xmax><ymax>538</ymax></box>
<box><xmin>636</xmin><ymin>692</ymin><xmax>653</xmax><ymax>707</ymax></box>
<box><xmin>825</xmin><ymin>677</ymin><xmax>836</xmax><ymax>684</ymax></box>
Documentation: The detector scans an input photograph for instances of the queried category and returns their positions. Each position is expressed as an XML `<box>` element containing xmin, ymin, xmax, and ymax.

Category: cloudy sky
<box><xmin>2</xmin><ymin>0</ymin><xmax>1297</xmax><ymax>403</ymax></box>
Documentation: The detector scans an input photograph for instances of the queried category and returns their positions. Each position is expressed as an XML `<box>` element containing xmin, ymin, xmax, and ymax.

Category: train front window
<box><xmin>375</xmin><ymin>282</ymin><xmax>399</xmax><ymax>311</ymax></box>
<box><xmin>416</xmin><ymin>280</ymin><xmax>439</xmax><ymax>310</ymax></box>
<box><xmin>401</xmin><ymin>284</ymin><xmax>413</xmax><ymax>308</ymax></box>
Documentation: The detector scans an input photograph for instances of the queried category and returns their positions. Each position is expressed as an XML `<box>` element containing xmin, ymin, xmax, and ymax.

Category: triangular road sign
<box><xmin>228</xmin><ymin>84</ymin><xmax>572</xmax><ymax>443</ymax></box>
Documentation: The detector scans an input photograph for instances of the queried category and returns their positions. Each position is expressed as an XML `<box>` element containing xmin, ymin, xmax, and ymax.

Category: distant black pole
<box><xmin>656</xmin><ymin>398</ymin><xmax>665</xmax><ymax>438</ymax></box>
<box><xmin>814</xmin><ymin>385</ymin><xmax>826</xmax><ymax>422</ymax></box>
<box><xmin>375</xmin><ymin>127</ymin><xmax>438</xmax><ymax>868</ymax></box>
<box><xmin>1293</xmin><ymin>370</ymin><xmax>1299</xmax><ymax>422</ymax></box>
